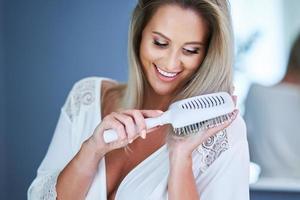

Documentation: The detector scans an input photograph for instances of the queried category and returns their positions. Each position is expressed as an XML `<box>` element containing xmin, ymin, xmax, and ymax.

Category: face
<box><xmin>139</xmin><ymin>4</ymin><xmax>209</xmax><ymax>97</ymax></box>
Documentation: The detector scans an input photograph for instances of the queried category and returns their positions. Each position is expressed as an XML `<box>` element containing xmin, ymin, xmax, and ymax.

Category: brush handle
<box><xmin>103</xmin><ymin>113</ymin><xmax>169</xmax><ymax>143</ymax></box>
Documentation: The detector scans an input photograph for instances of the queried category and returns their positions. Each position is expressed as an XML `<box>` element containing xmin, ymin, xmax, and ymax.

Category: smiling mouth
<box><xmin>154</xmin><ymin>64</ymin><xmax>180</xmax><ymax>78</ymax></box>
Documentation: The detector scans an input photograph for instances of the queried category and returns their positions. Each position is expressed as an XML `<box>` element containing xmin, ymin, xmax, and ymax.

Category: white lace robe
<box><xmin>27</xmin><ymin>77</ymin><xmax>250</xmax><ymax>200</ymax></box>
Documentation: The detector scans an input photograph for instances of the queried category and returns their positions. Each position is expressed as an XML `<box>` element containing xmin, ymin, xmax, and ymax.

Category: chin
<box><xmin>149</xmin><ymin>81</ymin><xmax>177</xmax><ymax>96</ymax></box>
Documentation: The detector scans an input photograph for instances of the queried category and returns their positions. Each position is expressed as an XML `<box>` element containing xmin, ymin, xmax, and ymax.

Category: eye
<box><xmin>153</xmin><ymin>39</ymin><xmax>168</xmax><ymax>48</ymax></box>
<box><xmin>183</xmin><ymin>48</ymin><xmax>200</xmax><ymax>55</ymax></box>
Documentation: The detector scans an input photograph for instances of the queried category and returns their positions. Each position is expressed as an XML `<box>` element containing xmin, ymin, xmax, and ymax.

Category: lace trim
<box><xmin>33</xmin><ymin>171</ymin><xmax>60</xmax><ymax>200</ymax></box>
<box><xmin>64</xmin><ymin>78</ymin><xmax>96</xmax><ymax>122</ymax></box>
<box><xmin>196</xmin><ymin>129</ymin><xmax>229</xmax><ymax>173</ymax></box>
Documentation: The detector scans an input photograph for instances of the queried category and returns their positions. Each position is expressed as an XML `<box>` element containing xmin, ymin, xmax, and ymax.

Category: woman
<box><xmin>28</xmin><ymin>0</ymin><xmax>249</xmax><ymax>199</ymax></box>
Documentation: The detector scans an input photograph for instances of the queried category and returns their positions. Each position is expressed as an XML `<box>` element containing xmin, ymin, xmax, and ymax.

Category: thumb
<box><xmin>140</xmin><ymin>110</ymin><xmax>164</xmax><ymax>118</ymax></box>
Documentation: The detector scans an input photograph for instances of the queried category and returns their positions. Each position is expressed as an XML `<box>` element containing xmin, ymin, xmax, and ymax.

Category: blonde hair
<box><xmin>118</xmin><ymin>0</ymin><xmax>234</xmax><ymax>109</ymax></box>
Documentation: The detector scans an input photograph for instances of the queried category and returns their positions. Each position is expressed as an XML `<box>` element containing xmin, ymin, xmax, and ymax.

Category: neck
<box><xmin>142</xmin><ymin>85</ymin><xmax>173</xmax><ymax>111</ymax></box>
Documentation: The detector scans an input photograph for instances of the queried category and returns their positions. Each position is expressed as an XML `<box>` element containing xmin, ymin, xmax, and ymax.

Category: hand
<box><xmin>87</xmin><ymin>109</ymin><xmax>164</xmax><ymax>156</ymax></box>
<box><xmin>167</xmin><ymin>95</ymin><xmax>238</xmax><ymax>159</ymax></box>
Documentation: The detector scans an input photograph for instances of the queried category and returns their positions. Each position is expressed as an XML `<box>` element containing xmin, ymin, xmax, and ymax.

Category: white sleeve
<box><xmin>27</xmin><ymin>88</ymin><xmax>76</xmax><ymax>200</ymax></box>
<box><xmin>195</xmin><ymin>116</ymin><xmax>250</xmax><ymax>200</ymax></box>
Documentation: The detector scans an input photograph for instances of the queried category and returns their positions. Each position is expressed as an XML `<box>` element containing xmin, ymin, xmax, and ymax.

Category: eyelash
<box><xmin>153</xmin><ymin>40</ymin><xmax>199</xmax><ymax>55</ymax></box>
<box><xmin>184</xmin><ymin>48</ymin><xmax>199</xmax><ymax>54</ymax></box>
<box><xmin>153</xmin><ymin>40</ymin><xmax>168</xmax><ymax>47</ymax></box>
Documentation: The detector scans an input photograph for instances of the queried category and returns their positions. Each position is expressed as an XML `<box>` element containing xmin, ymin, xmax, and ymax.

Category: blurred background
<box><xmin>0</xmin><ymin>0</ymin><xmax>300</xmax><ymax>199</ymax></box>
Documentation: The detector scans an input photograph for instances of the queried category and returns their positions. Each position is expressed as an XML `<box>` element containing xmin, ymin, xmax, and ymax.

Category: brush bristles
<box><xmin>173</xmin><ymin>113</ymin><xmax>231</xmax><ymax>136</ymax></box>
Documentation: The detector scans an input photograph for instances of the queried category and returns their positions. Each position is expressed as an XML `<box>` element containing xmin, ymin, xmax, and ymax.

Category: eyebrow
<box><xmin>152</xmin><ymin>31</ymin><xmax>205</xmax><ymax>46</ymax></box>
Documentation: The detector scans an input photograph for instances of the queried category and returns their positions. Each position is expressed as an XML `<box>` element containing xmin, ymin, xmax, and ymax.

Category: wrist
<box><xmin>169</xmin><ymin>150</ymin><xmax>193</xmax><ymax>170</ymax></box>
<box><xmin>81</xmin><ymin>139</ymin><xmax>106</xmax><ymax>163</ymax></box>
<box><xmin>86</xmin><ymin>136</ymin><xmax>108</xmax><ymax>157</ymax></box>
<box><xmin>68</xmin><ymin>140</ymin><xmax>105</xmax><ymax>178</ymax></box>
<box><xmin>169</xmin><ymin>146</ymin><xmax>192</xmax><ymax>161</ymax></box>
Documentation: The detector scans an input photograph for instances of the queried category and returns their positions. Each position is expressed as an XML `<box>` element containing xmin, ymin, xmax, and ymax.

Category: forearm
<box><xmin>168</xmin><ymin>152</ymin><xmax>199</xmax><ymax>200</ymax></box>
<box><xmin>56</xmin><ymin>139</ymin><xmax>105</xmax><ymax>200</ymax></box>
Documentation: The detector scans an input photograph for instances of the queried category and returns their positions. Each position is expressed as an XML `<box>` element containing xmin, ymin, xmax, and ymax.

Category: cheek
<box><xmin>140</xmin><ymin>42</ymin><xmax>162</xmax><ymax>67</ymax></box>
<box><xmin>183</xmin><ymin>55</ymin><xmax>205</xmax><ymax>73</ymax></box>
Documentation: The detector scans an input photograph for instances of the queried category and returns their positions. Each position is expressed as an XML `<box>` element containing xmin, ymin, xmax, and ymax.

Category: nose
<box><xmin>164</xmin><ymin>49</ymin><xmax>182</xmax><ymax>72</ymax></box>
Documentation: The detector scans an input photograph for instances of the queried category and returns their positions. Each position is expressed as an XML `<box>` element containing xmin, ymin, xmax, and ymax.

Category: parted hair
<box><xmin>117</xmin><ymin>0</ymin><xmax>234</xmax><ymax>109</ymax></box>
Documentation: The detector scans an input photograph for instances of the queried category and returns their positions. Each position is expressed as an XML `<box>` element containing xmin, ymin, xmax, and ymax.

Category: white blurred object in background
<box><xmin>249</xmin><ymin>162</ymin><xmax>261</xmax><ymax>184</ymax></box>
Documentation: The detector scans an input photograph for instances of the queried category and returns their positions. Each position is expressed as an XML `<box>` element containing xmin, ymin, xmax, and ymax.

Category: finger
<box><xmin>228</xmin><ymin>109</ymin><xmax>239</xmax><ymax>121</ymax></box>
<box><xmin>230</xmin><ymin>85</ymin><xmax>235</xmax><ymax>94</ymax></box>
<box><xmin>190</xmin><ymin>109</ymin><xmax>238</xmax><ymax>145</ymax></box>
<box><xmin>232</xmin><ymin>95</ymin><xmax>237</xmax><ymax>107</ymax></box>
<box><xmin>140</xmin><ymin>110</ymin><xmax>164</xmax><ymax>118</ymax></box>
<box><xmin>103</xmin><ymin>116</ymin><xmax>127</xmax><ymax>141</ymax></box>
<box><xmin>139</xmin><ymin>110</ymin><xmax>164</xmax><ymax>138</ymax></box>
<box><xmin>122</xmin><ymin>110</ymin><xmax>147</xmax><ymax>139</ymax></box>
<box><xmin>206</xmin><ymin>109</ymin><xmax>239</xmax><ymax>135</ymax></box>
<box><xmin>111</xmin><ymin>112</ymin><xmax>137</xmax><ymax>142</ymax></box>
<box><xmin>177</xmin><ymin>110</ymin><xmax>239</xmax><ymax>150</ymax></box>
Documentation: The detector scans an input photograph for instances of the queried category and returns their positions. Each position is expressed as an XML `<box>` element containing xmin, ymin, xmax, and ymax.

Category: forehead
<box><xmin>144</xmin><ymin>4</ymin><xmax>208</xmax><ymax>41</ymax></box>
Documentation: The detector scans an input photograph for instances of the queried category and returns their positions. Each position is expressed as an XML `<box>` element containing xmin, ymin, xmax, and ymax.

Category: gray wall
<box><xmin>0</xmin><ymin>0</ymin><xmax>6</xmax><ymax>198</ymax></box>
<box><xmin>4</xmin><ymin>0</ymin><xmax>134</xmax><ymax>199</ymax></box>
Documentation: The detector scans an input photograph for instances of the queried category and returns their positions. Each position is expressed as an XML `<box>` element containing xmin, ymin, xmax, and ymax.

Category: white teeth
<box><xmin>156</xmin><ymin>66</ymin><xmax>178</xmax><ymax>77</ymax></box>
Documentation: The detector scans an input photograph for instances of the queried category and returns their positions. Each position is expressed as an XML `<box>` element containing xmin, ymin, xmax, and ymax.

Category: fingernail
<box><xmin>157</xmin><ymin>110</ymin><xmax>164</xmax><ymax>113</ymax></box>
<box><xmin>129</xmin><ymin>139</ymin><xmax>133</xmax><ymax>143</ymax></box>
<box><xmin>141</xmin><ymin>129</ymin><xmax>146</xmax><ymax>139</ymax></box>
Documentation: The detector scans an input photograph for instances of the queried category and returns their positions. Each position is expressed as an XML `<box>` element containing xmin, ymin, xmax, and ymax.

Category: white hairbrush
<box><xmin>103</xmin><ymin>92</ymin><xmax>235</xmax><ymax>143</ymax></box>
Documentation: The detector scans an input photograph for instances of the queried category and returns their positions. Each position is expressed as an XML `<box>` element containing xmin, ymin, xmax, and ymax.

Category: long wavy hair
<box><xmin>116</xmin><ymin>0</ymin><xmax>234</xmax><ymax>109</ymax></box>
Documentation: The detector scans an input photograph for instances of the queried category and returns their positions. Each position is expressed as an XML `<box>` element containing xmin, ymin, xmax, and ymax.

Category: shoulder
<box><xmin>73</xmin><ymin>76</ymin><xmax>117</xmax><ymax>95</ymax></box>
<box><xmin>63</xmin><ymin>76</ymin><xmax>116</xmax><ymax>121</ymax></box>
<box><xmin>101</xmin><ymin>79</ymin><xmax>119</xmax><ymax>100</ymax></box>
<box><xmin>67</xmin><ymin>76</ymin><xmax>102</xmax><ymax>106</ymax></box>
<box><xmin>101</xmin><ymin>79</ymin><xmax>125</xmax><ymax>118</ymax></box>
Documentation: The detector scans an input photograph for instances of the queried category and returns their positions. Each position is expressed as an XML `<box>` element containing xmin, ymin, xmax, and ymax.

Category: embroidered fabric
<box><xmin>196</xmin><ymin>129</ymin><xmax>229</xmax><ymax>173</ymax></box>
<box><xmin>32</xmin><ymin>171</ymin><xmax>60</xmax><ymax>200</ymax></box>
<box><xmin>64</xmin><ymin>78</ymin><xmax>96</xmax><ymax>122</ymax></box>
